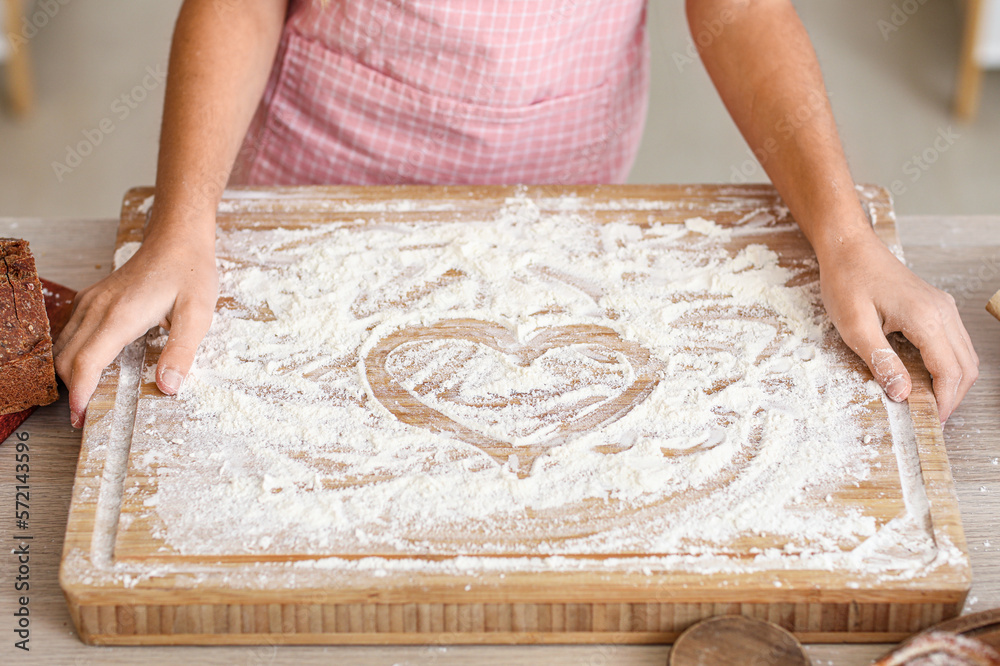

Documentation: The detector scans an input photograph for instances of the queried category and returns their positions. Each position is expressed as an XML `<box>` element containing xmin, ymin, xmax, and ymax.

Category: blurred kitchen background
<box><xmin>0</xmin><ymin>0</ymin><xmax>997</xmax><ymax>219</ymax></box>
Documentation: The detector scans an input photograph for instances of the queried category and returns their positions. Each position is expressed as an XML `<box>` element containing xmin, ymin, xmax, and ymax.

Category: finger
<box><xmin>942</xmin><ymin>291</ymin><xmax>979</xmax><ymax>367</ymax></box>
<box><xmin>156</xmin><ymin>299</ymin><xmax>214</xmax><ymax>395</ymax></box>
<box><xmin>868</xmin><ymin>345</ymin><xmax>910</xmax><ymax>402</ymax></box>
<box><xmin>940</xmin><ymin>315</ymin><xmax>978</xmax><ymax>422</ymax></box>
<box><xmin>56</xmin><ymin>311</ymin><xmax>152</xmax><ymax>429</ymax></box>
<box><xmin>898</xmin><ymin>313</ymin><xmax>963</xmax><ymax>423</ymax></box>
<box><xmin>52</xmin><ymin>289</ymin><xmax>94</xmax><ymax>358</ymax></box>
<box><xmin>835</xmin><ymin>305</ymin><xmax>911</xmax><ymax>402</ymax></box>
<box><xmin>955</xmin><ymin>310</ymin><xmax>979</xmax><ymax>367</ymax></box>
<box><xmin>53</xmin><ymin>302</ymin><xmax>104</xmax><ymax>392</ymax></box>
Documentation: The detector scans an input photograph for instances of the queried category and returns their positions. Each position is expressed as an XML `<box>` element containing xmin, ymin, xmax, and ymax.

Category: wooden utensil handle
<box><xmin>987</xmin><ymin>289</ymin><xmax>1000</xmax><ymax>322</ymax></box>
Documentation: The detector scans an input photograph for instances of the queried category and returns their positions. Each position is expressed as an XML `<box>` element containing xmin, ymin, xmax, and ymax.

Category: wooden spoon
<box><xmin>875</xmin><ymin>609</ymin><xmax>1000</xmax><ymax>665</ymax></box>
<box><xmin>987</xmin><ymin>289</ymin><xmax>1000</xmax><ymax>322</ymax></box>
<box><xmin>927</xmin><ymin>608</ymin><xmax>1000</xmax><ymax>651</ymax></box>
<box><xmin>668</xmin><ymin>615</ymin><xmax>809</xmax><ymax>666</ymax></box>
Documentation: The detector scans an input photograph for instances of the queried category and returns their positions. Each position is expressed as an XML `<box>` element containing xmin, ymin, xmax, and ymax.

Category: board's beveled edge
<box><xmin>60</xmin><ymin>334</ymin><xmax>150</xmax><ymax>638</ymax></box>
<box><xmin>900</xmin><ymin>342</ymin><xmax>972</xmax><ymax>592</ymax></box>
<box><xmin>59</xmin><ymin>350</ymin><xmax>126</xmax><ymax>629</ymax></box>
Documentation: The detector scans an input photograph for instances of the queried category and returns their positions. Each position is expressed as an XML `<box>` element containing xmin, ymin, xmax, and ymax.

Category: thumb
<box><xmin>837</xmin><ymin>314</ymin><xmax>911</xmax><ymax>403</ymax></box>
<box><xmin>156</xmin><ymin>300</ymin><xmax>213</xmax><ymax>396</ymax></box>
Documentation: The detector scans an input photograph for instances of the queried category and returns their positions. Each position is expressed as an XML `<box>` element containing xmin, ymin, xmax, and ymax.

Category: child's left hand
<box><xmin>818</xmin><ymin>230</ymin><xmax>978</xmax><ymax>423</ymax></box>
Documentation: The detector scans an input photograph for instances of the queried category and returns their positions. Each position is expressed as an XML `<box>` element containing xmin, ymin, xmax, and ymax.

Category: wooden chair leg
<box><xmin>954</xmin><ymin>0</ymin><xmax>984</xmax><ymax>122</ymax></box>
<box><xmin>4</xmin><ymin>0</ymin><xmax>35</xmax><ymax>117</ymax></box>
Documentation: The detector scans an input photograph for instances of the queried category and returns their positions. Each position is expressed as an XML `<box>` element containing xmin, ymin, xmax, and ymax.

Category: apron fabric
<box><xmin>233</xmin><ymin>0</ymin><xmax>649</xmax><ymax>186</ymax></box>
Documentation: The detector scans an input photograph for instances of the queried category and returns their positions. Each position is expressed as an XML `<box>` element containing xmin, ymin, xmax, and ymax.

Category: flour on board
<box><xmin>111</xmin><ymin>194</ymin><xmax>953</xmax><ymax>576</ymax></box>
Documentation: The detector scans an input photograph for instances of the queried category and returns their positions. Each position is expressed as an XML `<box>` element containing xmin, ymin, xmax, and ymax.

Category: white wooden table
<box><xmin>0</xmin><ymin>215</ymin><xmax>997</xmax><ymax>665</ymax></box>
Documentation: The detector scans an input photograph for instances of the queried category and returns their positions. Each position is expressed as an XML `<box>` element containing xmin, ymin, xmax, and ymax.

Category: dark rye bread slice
<box><xmin>0</xmin><ymin>239</ymin><xmax>58</xmax><ymax>414</ymax></box>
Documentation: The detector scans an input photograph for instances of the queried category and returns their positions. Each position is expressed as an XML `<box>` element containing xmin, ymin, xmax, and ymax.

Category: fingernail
<box><xmin>160</xmin><ymin>369</ymin><xmax>184</xmax><ymax>395</ymax></box>
<box><xmin>70</xmin><ymin>411</ymin><xmax>83</xmax><ymax>429</ymax></box>
<box><xmin>885</xmin><ymin>376</ymin><xmax>907</xmax><ymax>402</ymax></box>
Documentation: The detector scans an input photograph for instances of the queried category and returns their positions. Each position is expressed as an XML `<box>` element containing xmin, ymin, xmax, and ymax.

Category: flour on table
<box><xmin>114</xmin><ymin>194</ymin><xmax>946</xmax><ymax>576</ymax></box>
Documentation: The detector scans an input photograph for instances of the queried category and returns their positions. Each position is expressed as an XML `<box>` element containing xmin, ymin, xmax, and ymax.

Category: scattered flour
<box><xmin>683</xmin><ymin>216</ymin><xmax>732</xmax><ymax>240</ymax></box>
<box><xmin>113</xmin><ymin>241</ymin><xmax>141</xmax><ymax>269</ymax></box>
<box><xmin>90</xmin><ymin>193</ymin><xmax>957</xmax><ymax>581</ymax></box>
<box><xmin>136</xmin><ymin>194</ymin><xmax>155</xmax><ymax>215</ymax></box>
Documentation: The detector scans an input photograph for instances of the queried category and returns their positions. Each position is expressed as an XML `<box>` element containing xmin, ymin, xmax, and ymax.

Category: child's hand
<box><xmin>819</xmin><ymin>232</ymin><xmax>978</xmax><ymax>423</ymax></box>
<box><xmin>53</xmin><ymin>226</ymin><xmax>218</xmax><ymax>428</ymax></box>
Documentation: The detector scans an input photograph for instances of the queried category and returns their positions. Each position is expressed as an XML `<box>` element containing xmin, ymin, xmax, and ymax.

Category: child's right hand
<box><xmin>53</xmin><ymin>222</ymin><xmax>218</xmax><ymax>428</ymax></box>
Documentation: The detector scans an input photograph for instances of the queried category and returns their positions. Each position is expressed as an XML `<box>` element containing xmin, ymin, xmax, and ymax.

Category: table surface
<box><xmin>0</xmin><ymin>214</ymin><xmax>997</xmax><ymax>665</ymax></box>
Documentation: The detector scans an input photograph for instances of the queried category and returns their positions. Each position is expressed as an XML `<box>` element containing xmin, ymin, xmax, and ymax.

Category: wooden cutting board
<box><xmin>59</xmin><ymin>184</ymin><xmax>970</xmax><ymax>646</ymax></box>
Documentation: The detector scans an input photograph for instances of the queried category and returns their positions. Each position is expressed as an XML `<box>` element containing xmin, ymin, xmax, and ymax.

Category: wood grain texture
<box><xmin>67</xmin><ymin>600</ymin><xmax>955</xmax><ymax>646</ymax></box>
<box><xmin>49</xmin><ymin>186</ymin><xmax>972</xmax><ymax>648</ymax></box>
<box><xmin>668</xmin><ymin>615</ymin><xmax>808</xmax><ymax>666</ymax></box>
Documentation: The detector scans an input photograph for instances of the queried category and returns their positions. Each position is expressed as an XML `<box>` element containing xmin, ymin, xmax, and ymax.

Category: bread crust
<box><xmin>0</xmin><ymin>238</ymin><xmax>58</xmax><ymax>414</ymax></box>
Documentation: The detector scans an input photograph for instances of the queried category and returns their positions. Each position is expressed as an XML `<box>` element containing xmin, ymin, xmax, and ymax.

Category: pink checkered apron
<box><xmin>233</xmin><ymin>0</ymin><xmax>649</xmax><ymax>186</ymax></box>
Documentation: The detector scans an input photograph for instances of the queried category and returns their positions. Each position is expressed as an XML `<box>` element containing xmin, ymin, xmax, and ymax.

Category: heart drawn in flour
<box><xmin>364</xmin><ymin>319</ymin><xmax>663</xmax><ymax>478</ymax></box>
